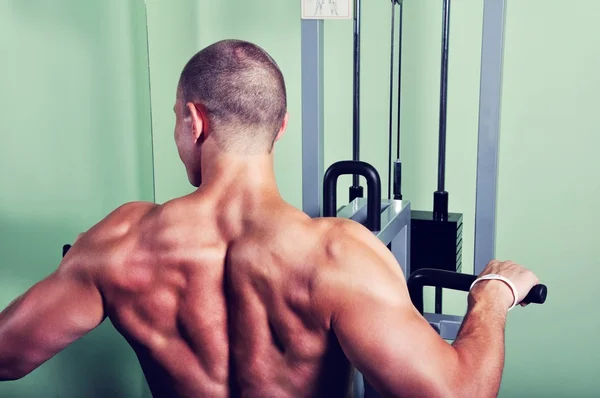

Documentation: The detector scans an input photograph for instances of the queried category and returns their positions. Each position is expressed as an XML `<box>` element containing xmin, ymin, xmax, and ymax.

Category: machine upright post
<box><xmin>474</xmin><ymin>0</ymin><xmax>507</xmax><ymax>274</ymax></box>
<box><xmin>301</xmin><ymin>19</ymin><xmax>325</xmax><ymax>218</ymax></box>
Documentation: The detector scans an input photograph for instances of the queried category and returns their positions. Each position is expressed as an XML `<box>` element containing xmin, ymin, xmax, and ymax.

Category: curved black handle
<box><xmin>323</xmin><ymin>160</ymin><xmax>382</xmax><ymax>231</ymax></box>
<box><xmin>63</xmin><ymin>244</ymin><xmax>71</xmax><ymax>257</ymax></box>
<box><xmin>407</xmin><ymin>268</ymin><xmax>547</xmax><ymax>314</ymax></box>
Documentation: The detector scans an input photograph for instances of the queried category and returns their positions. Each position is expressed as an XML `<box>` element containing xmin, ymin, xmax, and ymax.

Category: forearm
<box><xmin>0</xmin><ymin>295</ymin><xmax>30</xmax><ymax>381</ymax></box>
<box><xmin>451</xmin><ymin>285</ymin><xmax>509</xmax><ymax>397</ymax></box>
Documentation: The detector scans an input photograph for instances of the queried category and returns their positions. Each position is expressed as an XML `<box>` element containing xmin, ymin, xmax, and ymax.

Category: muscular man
<box><xmin>0</xmin><ymin>40</ymin><xmax>540</xmax><ymax>397</ymax></box>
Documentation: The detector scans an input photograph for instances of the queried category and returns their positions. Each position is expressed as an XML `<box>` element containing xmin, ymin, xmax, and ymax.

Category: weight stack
<box><xmin>410</xmin><ymin>210</ymin><xmax>463</xmax><ymax>273</ymax></box>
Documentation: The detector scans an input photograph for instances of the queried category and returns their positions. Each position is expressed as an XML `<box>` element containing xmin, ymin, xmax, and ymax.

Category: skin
<box><xmin>0</xmin><ymin>86</ymin><xmax>540</xmax><ymax>397</ymax></box>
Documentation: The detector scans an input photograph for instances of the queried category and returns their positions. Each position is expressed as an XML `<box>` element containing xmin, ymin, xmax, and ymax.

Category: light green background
<box><xmin>1</xmin><ymin>0</ymin><xmax>598</xmax><ymax>397</ymax></box>
<box><xmin>0</xmin><ymin>1</ymin><xmax>153</xmax><ymax>397</ymax></box>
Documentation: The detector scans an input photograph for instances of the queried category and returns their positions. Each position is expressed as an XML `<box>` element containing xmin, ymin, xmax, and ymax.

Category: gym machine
<box><xmin>301</xmin><ymin>0</ymin><xmax>547</xmax><ymax>396</ymax></box>
<box><xmin>302</xmin><ymin>0</ymin><xmax>412</xmax><ymax>279</ymax></box>
<box><xmin>301</xmin><ymin>0</ymin><xmax>548</xmax><ymax>338</ymax></box>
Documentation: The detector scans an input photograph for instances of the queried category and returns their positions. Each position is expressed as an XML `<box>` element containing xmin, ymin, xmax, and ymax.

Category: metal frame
<box><xmin>299</xmin><ymin>0</ymin><xmax>505</xmax><ymax>355</ymax></box>
<box><xmin>473</xmin><ymin>0</ymin><xmax>506</xmax><ymax>274</ymax></box>
<box><xmin>301</xmin><ymin>19</ymin><xmax>325</xmax><ymax>218</ymax></box>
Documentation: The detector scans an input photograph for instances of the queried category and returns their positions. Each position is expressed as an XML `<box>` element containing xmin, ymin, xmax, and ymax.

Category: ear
<box><xmin>186</xmin><ymin>102</ymin><xmax>206</xmax><ymax>144</ymax></box>
<box><xmin>274</xmin><ymin>112</ymin><xmax>289</xmax><ymax>142</ymax></box>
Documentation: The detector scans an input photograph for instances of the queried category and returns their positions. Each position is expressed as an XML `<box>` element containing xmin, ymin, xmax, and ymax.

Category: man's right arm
<box><xmin>313</xmin><ymin>219</ymin><xmax>539</xmax><ymax>397</ymax></box>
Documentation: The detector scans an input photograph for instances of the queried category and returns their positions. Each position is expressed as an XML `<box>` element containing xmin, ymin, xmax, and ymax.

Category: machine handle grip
<box><xmin>407</xmin><ymin>268</ymin><xmax>547</xmax><ymax>314</ymax></box>
<box><xmin>323</xmin><ymin>160</ymin><xmax>382</xmax><ymax>232</ymax></box>
<box><xmin>522</xmin><ymin>284</ymin><xmax>547</xmax><ymax>305</ymax></box>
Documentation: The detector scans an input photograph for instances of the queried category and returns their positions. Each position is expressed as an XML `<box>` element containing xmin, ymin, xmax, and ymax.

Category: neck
<box><xmin>196</xmin><ymin>152</ymin><xmax>281</xmax><ymax>201</ymax></box>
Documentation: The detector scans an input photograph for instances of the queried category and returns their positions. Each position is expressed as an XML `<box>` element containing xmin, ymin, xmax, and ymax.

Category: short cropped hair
<box><xmin>179</xmin><ymin>40</ymin><xmax>287</xmax><ymax>153</ymax></box>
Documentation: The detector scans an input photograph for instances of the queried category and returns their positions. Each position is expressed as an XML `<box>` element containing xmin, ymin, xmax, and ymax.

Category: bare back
<box><xmin>0</xmin><ymin>184</ymin><xmax>530</xmax><ymax>397</ymax></box>
<box><xmin>94</xmin><ymin>194</ymin><xmax>352</xmax><ymax>398</ymax></box>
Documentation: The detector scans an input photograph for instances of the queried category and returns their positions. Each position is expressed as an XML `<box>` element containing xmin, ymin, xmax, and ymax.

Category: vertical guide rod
<box><xmin>433</xmin><ymin>0</ymin><xmax>451</xmax><ymax>221</ymax></box>
<box><xmin>352</xmin><ymin>0</ymin><xmax>362</xmax><ymax>188</ymax></box>
<box><xmin>387</xmin><ymin>2</ymin><xmax>396</xmax><ymax>200</ymax></box>
<box><xmin>434</xmin><ymin>0</ymin><xmax>452</xmax><ymax>312</ymax></box>
<box><xmin>437</xmin><ymin>0</ymin><xmax>451</xmax><ymax>194</ymax></box>
<box><xmin>396</xmin><ymin>0</ymin><xmax>403</xmax><ymax>162</ymax></box>
<box><xmin>393</xmin><ymin>0</ymin><xmax>404</xmax><ymax>200</ymax></box>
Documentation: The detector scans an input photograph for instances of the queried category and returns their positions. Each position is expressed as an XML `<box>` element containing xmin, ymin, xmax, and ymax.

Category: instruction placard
<box><xmin>301</xmin><ymin>0</ymin><xmax>352</xmax><ymax>20</ymax></box>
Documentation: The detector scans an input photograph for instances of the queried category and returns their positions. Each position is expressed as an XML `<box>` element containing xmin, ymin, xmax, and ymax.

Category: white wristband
<box><xmin>469</xmin><ymin>274</ymin><xmax>519</xmax><ymax>311</ymax></box>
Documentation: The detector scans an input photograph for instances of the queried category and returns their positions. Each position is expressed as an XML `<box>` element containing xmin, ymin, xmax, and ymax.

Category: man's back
<box><xmin>92</xmin><ymin>193</ymin><xmax>352</xmax><ymax>398</ymax></box>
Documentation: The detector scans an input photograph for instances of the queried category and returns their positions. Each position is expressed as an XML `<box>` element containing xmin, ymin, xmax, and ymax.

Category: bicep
<box><xmin>326</xmin><ymin>223</ymin><xmax>459</xmax><ymax>396</ymax></box>
<box><xmin>333</xmin><ymin>284</ymin><xmax>458</xmax><ymax>397</ymax></box>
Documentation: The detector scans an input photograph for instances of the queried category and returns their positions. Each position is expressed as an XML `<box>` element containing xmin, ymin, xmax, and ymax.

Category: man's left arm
<box><xmin>0</xmin><ymin>236</ymin><xmax>106</xmax><ymax>381</ymax></box>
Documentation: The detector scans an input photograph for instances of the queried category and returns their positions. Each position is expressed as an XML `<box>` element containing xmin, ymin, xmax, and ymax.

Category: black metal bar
<box><xmin>323</xmin><ymin>160</ymin><xmax>381</xmax><ymax>231</ymax></box>
<box><xmin>387</xmin><ymin>2</ymin><xmax>396</xmax><ymax>200</ymax></box>
<box><xmin>396</xmin><ymin>0</ymin><xmax>403</xmax><ymax>162</ymax></box>
<box><xmin>393</xmin><ymin>160</ymin><xmax>402</xmax><ymax>200</ymax></box>
<box><xmin>393</xmin><ymin>0</ymin><xmax>404</xmax><ymax>201</ymax></box>
<box><xmin>433</xmin><ymin>190</ymin><xmax>449</xmax><ymax>221</ymax></box>
<box><xmin>437</xmin><ymin>0</ymin><xmax>451</xmax><ymax>193</ymax></box>
<box><xmin>352</xmin><ymin>0</ymin><xmax>362</xmax><ymax>187</ymax></box>
<box><xmin>435</xmin><ymin>287</ymin><xmax>443</xmax><ymax>313</ymax></box>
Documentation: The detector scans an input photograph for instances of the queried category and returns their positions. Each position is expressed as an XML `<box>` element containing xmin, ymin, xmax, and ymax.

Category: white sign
<box><xmin>301</xmin><ymin>0</ymin><xmax>352</xmax><ymax>20</ymax></box>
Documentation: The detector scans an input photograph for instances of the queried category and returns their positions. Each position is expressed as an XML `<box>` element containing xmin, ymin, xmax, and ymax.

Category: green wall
<box><xmin>145</xmin><ymin>0</ymin><xmax>199</xmax><ymax>204</ymax></box>
<box><xmin>497</xmin><ymin>1</ymin><xmax>600</xmax><ymax>395</ymax></box>
<box><xmin>0</xmin><ymin>1</ymin><xmax>153</xmax><ymax>397</ymax></box>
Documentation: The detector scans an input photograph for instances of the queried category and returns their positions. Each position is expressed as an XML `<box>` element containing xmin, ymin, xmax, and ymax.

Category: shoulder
<box><xmin>310</xmin><ymin>217</ymin><xmax>408</xmax><ymax>322</ymax></box>
<box><xmin>60</xmin><ymin>201</ymin><xmax>158</xmax><ymax>275</ymax></box>
<box><xmin>70</xmin><ymin>200</ymin><xmax>157</xmax><ymax>242</ymax></box>
<box><xmin>107</xmin><ymin>201</ymin><xmax>157</xmax><ymax>219</ymax></box>
<box><xmin>90</xmin><ymin>201</ymin><xmax>157</xmax><ymax>234</ymax></box>
<box><xmin>312</xmin><ymin>217</ymin><xmax>385</xmax><ymax>264</ymax></box>
<box><xmin>311</xmin><ymin>216</ymin><xmax>367</xmax><ymax>239</ymax></box>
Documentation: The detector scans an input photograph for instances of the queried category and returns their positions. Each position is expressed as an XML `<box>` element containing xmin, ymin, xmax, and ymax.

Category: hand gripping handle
<box><xmin>407</xmin><ymin>268</ymin><xmax>547</xmax><ymax>314</ymax></box>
